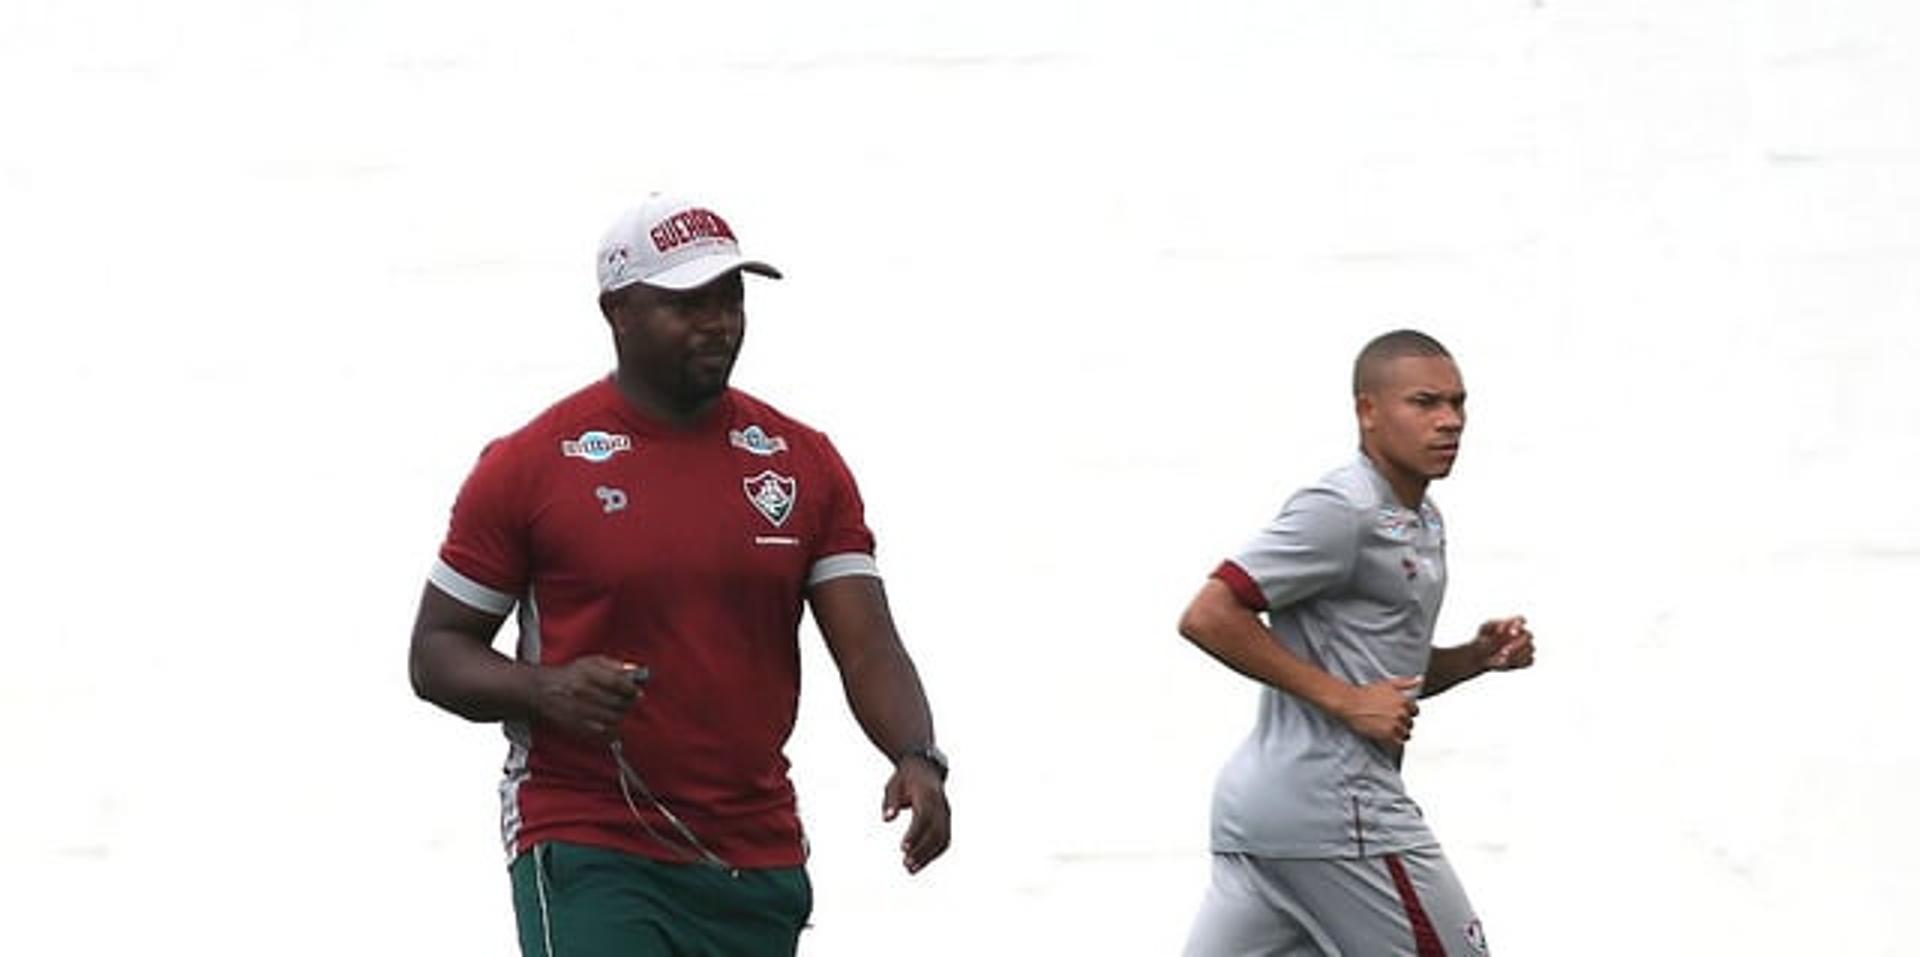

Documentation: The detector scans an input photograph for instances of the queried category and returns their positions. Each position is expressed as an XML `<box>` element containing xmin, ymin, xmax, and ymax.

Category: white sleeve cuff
<box><xmin>807</xmin><ymin>552</ymin><xmax>880</xmax><ymax>587</ymax></box>
<box><xmin>428</xmin><ymin>558</ymin><xmax>516</xmax><ymax>615</ymax></box>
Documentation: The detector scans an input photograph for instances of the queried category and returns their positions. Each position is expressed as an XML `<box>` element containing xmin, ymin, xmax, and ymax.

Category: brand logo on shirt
<box><xmin>595</xmin><ymin>485</ymin><xmax>628</xmax><ymax>514</ymax></box>
<box><xmin>742</xmin><ymin>470</ymin><xmax>797</xmax><ymax>527</ymax></box>
<box><xmin>728</xmin><ymin>424</ymin><xmax>788</xmax><ymax>457</ymax></box>
<box><xmin>562</xmin><ymin>430</ymin><xmax>633</xmax><ymax>463</ymax></box>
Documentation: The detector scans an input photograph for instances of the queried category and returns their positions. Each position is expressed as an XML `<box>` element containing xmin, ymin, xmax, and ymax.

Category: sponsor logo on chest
<box><xmin>561</xmin><ymin>430</ymin><xmax>634</xmax><ymax>463</ymax></box>
<box><xmin>728</xmin><ymin>424</ymin><xmax>788</xmax><ymax>457</ymax></box>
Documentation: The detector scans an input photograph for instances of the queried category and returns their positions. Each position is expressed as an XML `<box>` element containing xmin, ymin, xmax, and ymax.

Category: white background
<box><xmin>4</xmin><ymin>1</ymin><xmax>1917</xmax><ymax>953</ymax></box>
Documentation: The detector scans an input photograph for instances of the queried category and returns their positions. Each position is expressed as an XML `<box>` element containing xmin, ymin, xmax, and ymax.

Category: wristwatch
<box><xmin>901</xmin><ymin>744</ymin><xmax>949</xmax><ymax>782</ymax></box>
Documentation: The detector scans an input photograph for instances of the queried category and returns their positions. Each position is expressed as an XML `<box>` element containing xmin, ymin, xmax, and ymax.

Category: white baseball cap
<box><xmin>596</xmin><ymin>194</ymin><xmax>782</xmax><ymax>294</ymax></box>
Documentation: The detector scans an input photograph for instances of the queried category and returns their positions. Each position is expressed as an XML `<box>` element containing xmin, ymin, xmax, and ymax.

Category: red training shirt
<box><xmin>428</xmin><ymin>377</ymin><xmax>877</xmax><ymax>868</ymax></box>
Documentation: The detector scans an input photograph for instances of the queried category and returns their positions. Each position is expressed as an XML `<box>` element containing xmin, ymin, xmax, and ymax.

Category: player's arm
<box><xmin>1178</xmin><ymin>579</ymin><xmax>1422</xmax><ymax>745</ymax></box>
<box><xmin>808</xmin><ymin>574</ymin><xmax>949</xmax><ymax>874</ymax></box>
<box><xmin>408</xmin><ymin>583</ymin><xmax>641</xmax><ymax>739</ymax></box>
<box><xmin>1420</xmin><ymin>615</ymin><xmax>1535</xmax><ymax>698</ymax></box>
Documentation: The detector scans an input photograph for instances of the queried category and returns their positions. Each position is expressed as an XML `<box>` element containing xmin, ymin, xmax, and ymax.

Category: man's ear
<box><xmin>1355</xmin><ymin>392</ymin><xmax>1377</xmax><ymax>433</ymax></box>
<box><xmin>598</xmin><ymin>290</ymin><xmax>621</xmax><ymax>324</ymax></box>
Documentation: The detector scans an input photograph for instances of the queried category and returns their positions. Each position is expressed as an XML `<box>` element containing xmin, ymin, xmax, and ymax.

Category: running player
<box><xmin>408</xmin><ymin>194</ymin><xmax>950</xmax><ymax>957</ymax></box>
<box><xmin>1179</xmin><ymin>329</ymin><xmax>1534</xmax><ymax>956</ymax></box>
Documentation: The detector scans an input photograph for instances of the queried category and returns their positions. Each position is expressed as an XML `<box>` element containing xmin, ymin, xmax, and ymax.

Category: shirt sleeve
<box><xmin>806</xmin><ymin>431</ymin><xmax>879</xmax><ymax>586</ymax></box>
<box><xmin>431</xmin><ymin>438</ymin><xmax>531</xmax><ymax>615</ymax></box>
<box><xmin>1213</xmin><ymin>486</ymin><xmax>1359</xmax><ymax>612</ymax></box>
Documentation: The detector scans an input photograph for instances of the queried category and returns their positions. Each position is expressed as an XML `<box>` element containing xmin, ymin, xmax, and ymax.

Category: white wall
<box><xmin>4</xmin><ymin>2</ymin><xmax>1916</xmax><ymax>953</ymax></box>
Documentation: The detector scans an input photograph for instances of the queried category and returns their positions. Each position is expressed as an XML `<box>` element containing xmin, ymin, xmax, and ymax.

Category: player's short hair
<box><xmin>1352</xmin><ymin>329</ymin><xmax>1452</xmax><ymax>396</ymax></box>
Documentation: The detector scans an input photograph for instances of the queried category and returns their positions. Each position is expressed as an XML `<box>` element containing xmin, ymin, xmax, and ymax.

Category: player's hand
<box><xmin>1473</xmin><ymin>616</ymin><xmax>1535</xmax><ymax>672</ymax></box>
<box><xmin>1337</xmin><ymin>676</ymin><xmax>1423</xmax><ymax>745</ymax></box>
<box><xmin>531</xmin><ymin>655</ymin><xmax>645</xmax><ymax>741</ymax></box>
<box><xmin>882</xmin><ymin>758</ymin><xmax>950</xmax><ymax>875</ymax></box>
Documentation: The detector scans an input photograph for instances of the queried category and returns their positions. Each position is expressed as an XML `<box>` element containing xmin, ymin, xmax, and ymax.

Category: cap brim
<box><xmin>631</xmin><ymin>254</ymin><xmax>782</xmax><ymax>292</ymax></box>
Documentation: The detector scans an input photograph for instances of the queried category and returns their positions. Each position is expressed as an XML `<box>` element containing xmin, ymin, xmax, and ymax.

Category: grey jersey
<box><xmin>1207</xmin><ymin>455</ymin><xmax>1448</xmax><ymax>859</ymax></box>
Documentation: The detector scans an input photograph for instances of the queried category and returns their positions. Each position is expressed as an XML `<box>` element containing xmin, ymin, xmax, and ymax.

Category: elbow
<box><xmin>408</xmin><ymin>645</ymin><xmax>443</xmax><ymax>706</ymax></box>
<box><xmin>408</xmin><ymin>655</ymin><xmax>480</xmax><ymax>721</ymax></box>
<box><xmin>1179</xmin><ymin>580</ymin><xmax>1256</xmax><ymax>653</ymax></box>
<box><xmin>406</xmin><ymin>624</ymin><xmax>513</xmax><ymax>724</ymax></box>
<box><xmin>408</xmin><ymin>659</ymin><xmax>432</xmax><ymax>704</ymax></box>
<box><xmin>1178</xmin><ymin>602</ymin><xmax>1221</xmax><ymax>650</ymax></box>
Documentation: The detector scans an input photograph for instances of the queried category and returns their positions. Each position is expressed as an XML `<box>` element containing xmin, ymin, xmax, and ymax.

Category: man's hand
<box><xmin>882</xmin><ymin>758</ymin><xmax>950</xmax><ymax>875</ymax></box>
<box><xmin>1336</xmin><ymin>676</ymin><xmax>1424</xmax><ymax>744</ymax></box>
<box><xmin>1472</xmin><ymin>616</ymin><xmax>1535</xmax><ymax>671</ymax></box>
<box><xmin>531</xmin><ymin>655</ymin><xmax>645</xmax><ymax>740</ymax></box>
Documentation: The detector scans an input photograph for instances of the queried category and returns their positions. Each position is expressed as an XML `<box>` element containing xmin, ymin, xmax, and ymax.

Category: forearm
<box><xmin>1420</xmin><ymin>642</ymin><xmax>1486</xmax><ymax>698</ymax></box>
<box><xmin>811</xmin><ymin>576</ymin><xmax>938</xmax><ymax>761</ymax></box>
<box><xmin>1180</xmin><ymin>597</ymin><xmax>1353</xmax><ymax>718</ymax></box>
<box><xmin>410</xmin><ymin>629</ymin><xmax>539</xmax><ymax>723</ymax></box>
<box><xmin>838</xmin><ymin>641</ymin><xmax>937</xmax><ymax>760</ymax></box>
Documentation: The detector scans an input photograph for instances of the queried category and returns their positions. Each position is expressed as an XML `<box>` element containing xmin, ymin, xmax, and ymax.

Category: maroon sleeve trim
<box><xmin>1210</xmin><ymin>560</ymin><xmax>1268</xmax><ymax>611</ymax></box>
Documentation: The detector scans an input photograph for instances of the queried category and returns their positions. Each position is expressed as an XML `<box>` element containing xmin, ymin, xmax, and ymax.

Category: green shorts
<box><xmin>509</xmin><ymin>842</ymin><xmax>812</xmax><ymax>957</ymax></box>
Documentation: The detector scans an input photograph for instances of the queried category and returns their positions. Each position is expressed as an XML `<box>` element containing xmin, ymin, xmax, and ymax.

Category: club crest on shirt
<box><xmin>743</xmin><ymin>470</ymin><xmax>798</xmax><ymax>527</ymax></box>
<box><xmin>728</xmin><ymin>424</ymin><xmax>789</xmax><ymax>457</ymax></box>
<box><xmin>561</xmin><ymin>430</ymin><xmax>633</xmax><ymax>463</ymax></box>
<box><xmin>1376</xmin><ymin>507</ymin><xmax>1416</xmax><ymax>541</ymax></box>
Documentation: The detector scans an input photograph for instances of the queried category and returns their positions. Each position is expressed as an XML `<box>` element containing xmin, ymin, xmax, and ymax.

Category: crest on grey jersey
<box><xmin>1376</xmin><ymin>506</ymin><xmax>1415</xmax><ymax>541</ymax></box>
<box><xmin>742</xmin><ymin>470</ymin><xmax>797</xmax><ymax>527</ymax></box>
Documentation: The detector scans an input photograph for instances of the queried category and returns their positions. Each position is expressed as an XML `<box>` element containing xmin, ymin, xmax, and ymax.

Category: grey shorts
<box><xmin>1183</xmin><ymin>850</ymin><xmax>1488</xmax><ymax>957</ymax></box>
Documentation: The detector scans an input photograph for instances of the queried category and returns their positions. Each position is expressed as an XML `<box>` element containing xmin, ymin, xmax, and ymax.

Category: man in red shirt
<box><xmin>409</xmin><ymin>194</ymin><xmax>950</xmax><ymax>956</ymax></box>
